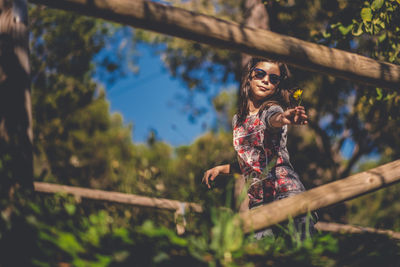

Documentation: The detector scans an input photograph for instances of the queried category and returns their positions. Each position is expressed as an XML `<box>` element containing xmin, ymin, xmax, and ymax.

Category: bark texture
<box><xmin>0</xmin><ymin>0</ymin><xmax>33</xmax><ymax>196</ymax></box>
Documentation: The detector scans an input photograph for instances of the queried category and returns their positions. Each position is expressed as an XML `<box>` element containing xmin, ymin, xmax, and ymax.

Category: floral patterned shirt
<box><xmin>232</xmin><ymin>105</ymin><xmax>305</xmax><ymax>209</ymax></box>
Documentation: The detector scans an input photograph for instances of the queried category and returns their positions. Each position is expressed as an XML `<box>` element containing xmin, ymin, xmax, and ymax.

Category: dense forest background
<box><xmin>1</xmin><ymin>0</ymin><xmax>400</xmax><ymax>266</ymax></box>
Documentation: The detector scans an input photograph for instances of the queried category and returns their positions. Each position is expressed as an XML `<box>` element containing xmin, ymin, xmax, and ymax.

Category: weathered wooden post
<box><xmin>0</xmin><ymin>0</ymin><xmax>33</xmax><ymax>197</ymax></box>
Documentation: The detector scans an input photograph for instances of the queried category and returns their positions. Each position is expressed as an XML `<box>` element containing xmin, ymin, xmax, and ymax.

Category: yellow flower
<box><xmin>293</xmin><ymin>89</ymin><xmax>303</xmax><ymax>101</ymax></box>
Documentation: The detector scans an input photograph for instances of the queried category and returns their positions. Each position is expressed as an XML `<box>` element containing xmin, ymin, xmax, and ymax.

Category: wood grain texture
<box><xmin>239</xmin><ymin>160</ymin><xmax>400</xmax><ymax>233</ymax></box>
<box><xmin>315</xmin><ymin>221</ymin><xmax>400</xmax><ymax>240</ymax></box>
<box><xmin>29</xmin><ymin>0</ymin><xmax>400</xmax><ymax>89</ymax></box>
<box><xmin>34</xmin><ymin>182</ymin><xmax>203</xmax><ymax>213</ymax></box>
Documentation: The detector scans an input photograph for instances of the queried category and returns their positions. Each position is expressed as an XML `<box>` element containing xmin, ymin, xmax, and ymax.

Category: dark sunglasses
<box><xmin>253</xmin><ymin>68</ymin><xmax>281</xmax><ymax>85</ymax></box>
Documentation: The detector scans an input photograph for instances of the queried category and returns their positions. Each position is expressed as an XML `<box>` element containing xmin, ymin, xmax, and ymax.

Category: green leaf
<box><xmin>363</xmin><ymin>23</ymin><xmax>373</xmax><ymax>34</ymax></box>
<box><xmin>224</xmin><ymin>216</ymin><xmax>243</xmax><ymax>252</ymax></box>
<box><xmin>138</xmin><ymin>221</ymin><xmax>188</xmax><ymax>247</ymax></box>
<box><xmin>352</xmin><ymin>23</ymin><xmax>364</xmax><ymax>36</ymax></box>
<box><xmin>371</xmin><ymin>0</ymin><xmax>384</xmax><ymax>10</ymax></box>
<box><xmin>361</xmin><ymin>8</ymin><xmax>373</xmax><ymax>22</ymax></box>
<box><xmin>338</xmin><ymin>24</ymin><xmax>353</xmax><ymax>35</ymax></box>
<box><xmin>322</xmin><ymin>31</ymin><xmax>331</xmax><ymax>38</ymax></box>
<box><xmin>57</xmin><ymin>232</ymin><xmax>84</xmax><ymax>255</ymax></box>
<box><xmin>372</xmin><ymin>18</ymin><xmax>385</xmax><ymax>30</ymax></box>
<box><xmin>376</xmin><ymin>88</ymin><xmax>383</xmax><ymax>100</ymax></box>
<box><xmin>113</xmin><ymin>227</ymin><xmax>134</xmax><ymax>245</ymax></box>
<box><xmin>65</xmin><ymin>203</ymin><xmax>76</xmax><ymax>215</ymax></box>
<box><xmin>378</xmin><ymin>33</ymin><xmax>386</xmax><ymax>43</ymax></box>
<box><xmin>384</xmin><ymin>93</ymin><xmax>396</xmax><ymax>101</ymax></box>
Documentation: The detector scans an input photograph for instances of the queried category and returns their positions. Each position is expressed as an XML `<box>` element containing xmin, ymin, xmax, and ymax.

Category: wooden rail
<box><xmin>239</xmin><ymin>159</ymin><xmax>400</xmax><ymax>233</ymax></box>
<box><xmin>35</xmin><ymin>180</ymin><xmax>400</xmax><ymax>240</ymax></box>
<box><xmin>34</xmin><ymin>182</ymin><xmax>203</xmax><ymax>213</ymax></box>
<box><xmin>29</xmin><ymin>0</ymin><xmax>400</xmax><ymax>89</ymax></box>
<box><xmin>315</xmin><ymin>221</ymin><xmax>400</xmax><ymax>240</ymax></box>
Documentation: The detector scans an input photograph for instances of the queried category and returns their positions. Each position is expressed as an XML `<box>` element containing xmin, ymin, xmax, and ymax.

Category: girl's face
<box><xmin>249</xmin><ymin>61</ymin><xmax>281</xmax><ymax>103</ymax></box>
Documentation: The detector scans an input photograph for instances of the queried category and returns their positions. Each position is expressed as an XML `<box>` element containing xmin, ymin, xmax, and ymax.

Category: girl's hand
<box><xmin>202</xmin><ymin>165</ymin><xmax>229</xmax><ymax>189</ymax></box>
<box><xmin>282</xmin><ymin>106</ymin><xmax>308</xmax><ymax>125</ymax></box>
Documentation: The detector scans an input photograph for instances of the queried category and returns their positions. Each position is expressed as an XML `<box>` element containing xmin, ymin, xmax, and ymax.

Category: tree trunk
<box><xmin>0</xmin><ymin>0</ymin><xmax>33</xmax><ymax>197</ymax></box>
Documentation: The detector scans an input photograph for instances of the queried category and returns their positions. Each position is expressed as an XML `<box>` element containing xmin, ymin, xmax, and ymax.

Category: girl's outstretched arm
<box><xmin>270</xmin><ymin>106</ymin><xmax>308</xmax><ymax>127</ymax></box>
<box><xmin>202</xmin><ymin>162</ymin><xmax>240</xmax><ymax>189</ymax></box>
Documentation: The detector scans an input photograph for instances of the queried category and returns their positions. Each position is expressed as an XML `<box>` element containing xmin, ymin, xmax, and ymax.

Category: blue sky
<box><xmin>96</xmin><ymin>42</ymin><xmax>219</xmax><ymax>146</ymax></box>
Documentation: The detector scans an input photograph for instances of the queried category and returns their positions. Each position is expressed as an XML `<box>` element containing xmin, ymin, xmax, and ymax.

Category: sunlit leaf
<box><xmin>361</xmin><ymin>8</ymin><xmax>373</xmax><ymax>22</ymax></box>
<box><xmin>376</xmin><ymin>88</ymin><xmax>383</xmax><ymax>100</ymax></box>
<box><xmin>378</xmin><ymin>33</ymin><xmax>386</xmax><ymax>43</ymax></box>
<box><xmin>352</xmin><ymin>23</ymin><xmax>364</xmax><ymax>36</ymax></box>
<box><xmin>65</xmin><ymin>203</ymin><xmax>76</xmax><ymax>215</ymax></box>
<box><xmin>371</xmin><ymin>0</ymin><xmax>384</xmax><ymax>10</ymax></box>
<box><xmin>338</xmin><ymin>24</ymin><xmax>353</xmax><ymax>35</ymax></box>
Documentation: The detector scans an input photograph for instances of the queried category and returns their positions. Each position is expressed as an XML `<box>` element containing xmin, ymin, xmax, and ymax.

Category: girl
<box><xmin>202</xmin><ymin>58</ymin><xmax>316</xmax><ymax>239</ymax></box>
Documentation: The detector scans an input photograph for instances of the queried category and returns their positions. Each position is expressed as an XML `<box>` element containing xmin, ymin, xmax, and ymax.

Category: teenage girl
<box><xmin>202</xmin><ymin>58</ymin><xmax>316</xmax><ymax>239</ymax></box>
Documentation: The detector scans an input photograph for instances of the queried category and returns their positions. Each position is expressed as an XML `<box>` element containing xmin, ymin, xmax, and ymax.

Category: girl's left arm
<box><xmin>202</xmin><ymin>161</ymin><xmax>241</xmax><ymax>189</ymax></box>
<box><xmin>270</xmin><ymin>106</ymin><xmax>308</xmax><ymax>127</ymax></box>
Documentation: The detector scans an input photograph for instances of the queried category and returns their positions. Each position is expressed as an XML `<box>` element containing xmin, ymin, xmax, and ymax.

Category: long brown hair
<box><xmin>237</xmin><ymin>58</ymin><xmax>294</xmax><ymax>123</ymax></box>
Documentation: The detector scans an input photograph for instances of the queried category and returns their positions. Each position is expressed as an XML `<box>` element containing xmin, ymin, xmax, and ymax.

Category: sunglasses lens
<box><xmin>269</xmin><ymin>74</ymin><xmax>280</xmax><ymax>84</ymax></box>
<box><xmin>254</xmin><ymin>71</ymin><xmax>266</xmax><ymax>79</ymax></box>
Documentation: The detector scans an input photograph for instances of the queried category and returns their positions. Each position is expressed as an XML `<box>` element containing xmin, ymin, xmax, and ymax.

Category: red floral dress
<box><xmin>233</xmin><ymin>105</ymin><xmax>306</xmax><ymax>209</ymax></box>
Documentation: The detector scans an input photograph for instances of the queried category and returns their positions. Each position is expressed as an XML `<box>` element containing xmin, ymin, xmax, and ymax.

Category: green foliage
<box><xmin>316</xmin><ymin>0</ymin><xmax>400</xmax><ymax>120</ymax></box>
<box><xmin>209</xmin><ymin>208</ymin><xmax>243</xmax><ymax>260</ymax></box>
<box><xmin>2</xmin><ymin>193</ymin><xmax>400</xmax><ymax>266</ymax></box>
<box><xmin>29</xmin><ymin>5</ymin><xmax>142</xmax><ymax>193</ymax></box>
<box><xmin>320</xmin><ymin>0</ymin><xmax>400</xmax><ymax>63</ymax></box>
<box><xmin>29</xmin><ymin>5</ymin><xmax>118</xmax><ymax>185</ymax></box>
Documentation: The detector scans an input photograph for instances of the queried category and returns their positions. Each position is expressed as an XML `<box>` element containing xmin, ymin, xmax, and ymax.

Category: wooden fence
<box><xmin>34</xmin><ymin>159</ymin><xmax>400</xmax><ymax>238</ymax></box>
<box><xmin>30</xmin><ymin>0</ymin><xmax>400</xmax><ymax>89</ymax></box>
<box><xmin>315</xmin><ymin>222</ymin><xmax>400</xmax><ymax>240</ymax></box>
<box><xmin>34</xmin><ymin>182</ymin><xmax>203</xmax><ymax>213</ymax></box>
